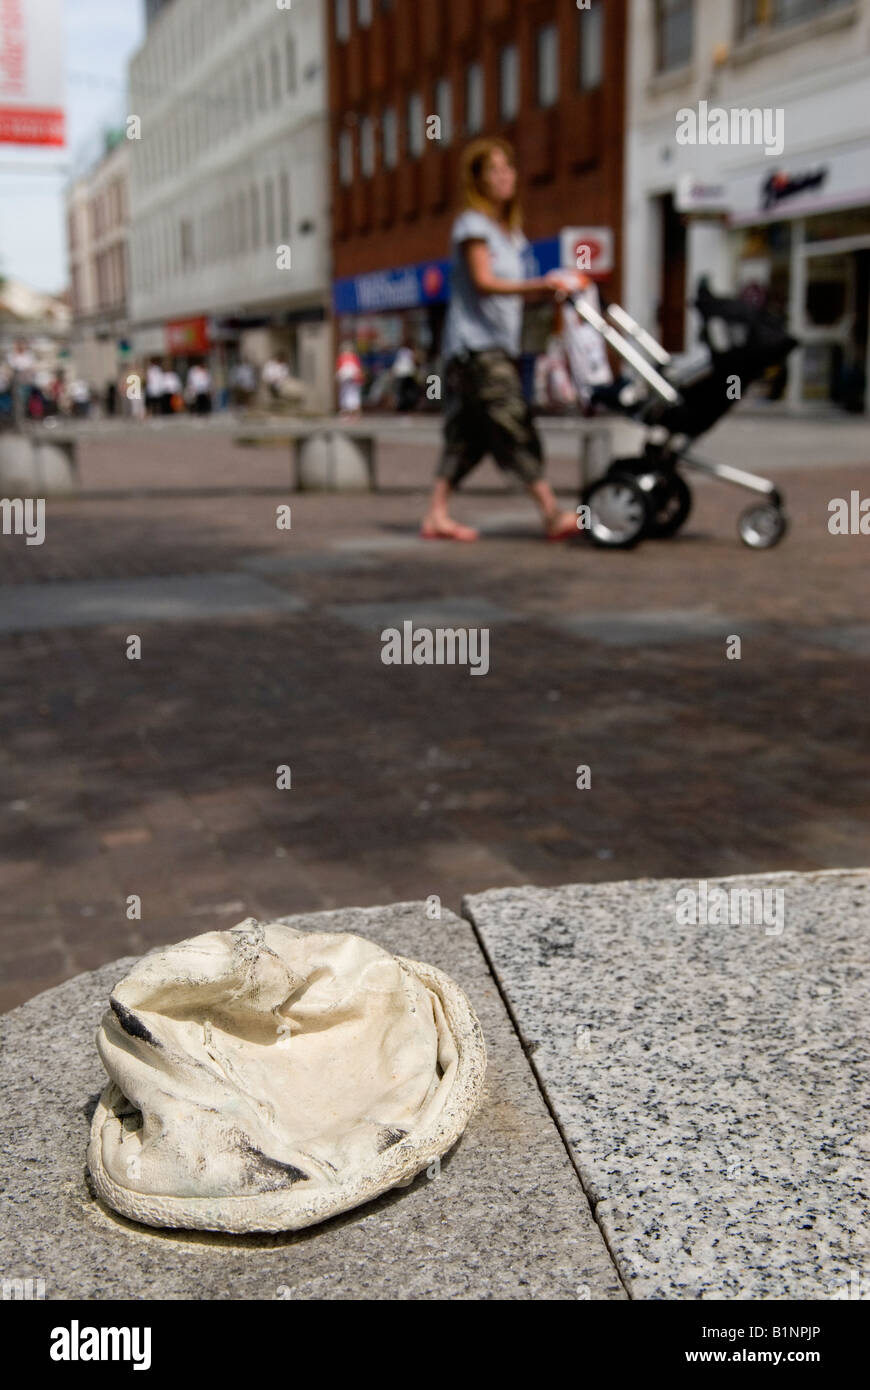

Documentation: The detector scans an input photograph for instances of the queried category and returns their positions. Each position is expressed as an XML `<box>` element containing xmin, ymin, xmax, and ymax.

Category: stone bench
<box><xmin>0</xmin><ymin>430</ymin><xmax>80</xmax><ymax>497</ymax></box>
<box><xmin>234</xmin><ymin>416</ymin><xmax>614</xmax><ymax>494</ymax></box>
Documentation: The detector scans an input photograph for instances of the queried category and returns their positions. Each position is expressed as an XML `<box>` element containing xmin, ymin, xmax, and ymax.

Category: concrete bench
<box><xmin>0</xmin><ymin>430</ymin><xmax>80</xmax><ymax>497</ymax></box>
<box><xmin>235</xmin><ymin>415</ymin><xmax>614</xmax><ymax>494</ymax></box>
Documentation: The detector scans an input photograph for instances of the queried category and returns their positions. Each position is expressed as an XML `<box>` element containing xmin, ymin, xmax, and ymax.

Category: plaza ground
<box><xmin>1</xmin><ymin>410</ymin><xmax>868</xmax><ymax>1011</ymax></box>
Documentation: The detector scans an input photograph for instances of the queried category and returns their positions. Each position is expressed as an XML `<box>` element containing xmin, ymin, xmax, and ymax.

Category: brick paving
<box><xmin>1</xmin><ymin>421</ymin><xmax>868</xmax><ymax>1010</ymax></box>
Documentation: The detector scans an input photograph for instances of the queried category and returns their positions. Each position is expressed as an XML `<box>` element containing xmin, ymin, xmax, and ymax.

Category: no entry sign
<box><xmin>559</xmin><ymin>226</ymin><xmax>614</xmax><ymax>278</ymax></box>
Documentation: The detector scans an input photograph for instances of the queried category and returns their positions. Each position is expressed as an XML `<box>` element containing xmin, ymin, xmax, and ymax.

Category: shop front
<box><xmin>332</xmin><ymin>229</ymin><xmax>615</xmax><ymax>408</ymax></box>
<box><xmin>729</xmin><ymin>144</ymin><xmax>870</xmax><ymax>413</ymax></box>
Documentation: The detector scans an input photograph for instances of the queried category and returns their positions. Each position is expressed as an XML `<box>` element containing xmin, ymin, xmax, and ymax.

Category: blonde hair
<box><xmin>459</xmin><ymin>138</ymin><xmax>522</xmax><ymax>230</ymax></box>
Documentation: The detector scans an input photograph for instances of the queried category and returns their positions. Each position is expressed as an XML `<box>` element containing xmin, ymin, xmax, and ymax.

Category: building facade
<box><xmin>625</xmin><ymin>0</ymin><xmax>870</xmax><ymax>413</ymax></box>
<box><xmin>327</xmin><ymin>0</ymin><xmax>626</xmax><ymax>386</ymax></box>
<box><xmin>66</xmin><ymin>134</ymin><xmax>130</xmax><ymax>394</ymax></box>
<box><xmin>127</xmin><ymin>0</ymin><xmax>331</xmax><ymax>408</ymax></box>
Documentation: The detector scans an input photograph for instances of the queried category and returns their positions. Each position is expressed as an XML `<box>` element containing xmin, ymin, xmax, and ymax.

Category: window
<box><xmin>271</xmin><ymin>48</ymin><xmax>281</xmax><ymax>105</ymax></box>
<box><xmin>339</xmin><ymin>128</ymin><xmax>354</xmax><ymax>185</ymax></box>
<box><xmin>738</xmin><ymin>0</ymin><xmax>851</xmax><ymax>38</ymax></box>
<box><xmin>285</xmin><ymin>35</ymin><xmax>297</xmax><ymax>93</ymax></box>
<box><xmin>243</xmin><ymin>70</ymin><xmax>253</xmax><ymax>121</ymax></box>
<box><xmin>407</xmin><ymin>92</ymin><xmax>424</xmax><ymax>158</ymax></box>
<box><xmin>335</xmin><ymin>0</ymin><xmax>350</xmax><ymax>41</ymax></box>
<box><xmin>536</xmin><ymin>24</ymin><xmax>559</xmax><ymax>108</ymax></box>
<box><xmin>360</xmin><ymin>115</ymin><xmax>375</xmax><ymax>176</ymax></box>
<box><xmin>250</xmin><ymin>185</ymin><xmax>261</xmax><ymax>244</ymax></box>
<box><xmin>257</xmin><ymin>57</ymin><xmax>267</xmax><ymax>111</ymax></box>
<box><xmin>279</xmin><ymin>171</ymin><xmax>291</xmax><ymax>238</ymax></box>
<box><xmin>465</xmin><ymin>62</ymin><xmax>484</xmax><ymax>134</ymax></box>
<box><xmin>264</xmin><ymin>179</ymin><xmax>276</xmax><ymax>244</ymax></box>
<box><xmin>238</xmin><ymin>191</ymin><xmax>248</xmax><ymax>252</ymax></box>
<box><xmin>499</xmin><ymin>44</ymin><xmax>519</xmax><ymax>121</ymax></box>
<box><xmin>357</xmin><ymin>0</ymin><xmax>372</xmax><ymax>25</ymax></box>
<box><xmin>382</xmin><ymin>107</ymin><xmax>397</xmax><ymax>168</ymax></box>
<box><xmin>655</xmin><ymin>0</ymin><xmax>693</xmax><ymax>72</ymax></box>
<box><xmin>578</xmin><ymin>1</ymin><xmax>604</xmax><ymax>90</ymax></box>
<box><xmin>435</xmin><ymin>78</ymin><xmax>452</xmax><ymax>145</ymax></box>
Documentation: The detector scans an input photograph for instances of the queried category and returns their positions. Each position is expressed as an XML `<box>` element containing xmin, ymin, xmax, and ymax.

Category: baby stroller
<box><xmin>571</xmin><ymin>278</ymin><xmax>798</xmax><ymax>549</ymax></box>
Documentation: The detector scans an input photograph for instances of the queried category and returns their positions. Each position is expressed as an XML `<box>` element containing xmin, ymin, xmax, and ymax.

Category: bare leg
<box><xmin>527</xmin><ymin>480</ymin><xmax>578</xmax><ymax>538</ymax></box>
<box><xmin>421</xmin><ymin>478</ymin><xmax>479</xmax><ymax>541</ymax></box>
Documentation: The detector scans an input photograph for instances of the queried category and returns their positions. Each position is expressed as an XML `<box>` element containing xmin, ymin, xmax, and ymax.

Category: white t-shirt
<box><xmin>442</xmin><ymin>210</ymin><xmax>529</xmax><ymax>361</ymax></box>
<box><xmin>146</xmin><ymin>365</ymin><xmax>164</xmax><ymax>396</ymax></box>
<box><xmin>392</xmin><ymin>346</ymin><xmax>416</xmax><ymax>377</ymax></box>
<box><xmin>187</xmin><ymin>365</ymin><xmax>211</xmax><ymax>394</ymax></box>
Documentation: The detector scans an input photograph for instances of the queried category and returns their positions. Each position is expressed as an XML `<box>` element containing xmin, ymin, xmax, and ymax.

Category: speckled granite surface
<box><xmin>465</xmin><ymin>870</ymin><xmax>870</xmax><ymax>1301</ymax></box>
<box><xmin>0</xmin><ymin>903</ymin><xmax>624</xmax><ymax>1301</ymax></box>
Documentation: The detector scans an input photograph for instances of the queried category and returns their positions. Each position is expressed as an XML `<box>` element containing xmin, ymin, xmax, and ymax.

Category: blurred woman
<box><xmin>421</xmin><ymin>138</ymin><xmax>581</xmax><ymax>541</ymax></box>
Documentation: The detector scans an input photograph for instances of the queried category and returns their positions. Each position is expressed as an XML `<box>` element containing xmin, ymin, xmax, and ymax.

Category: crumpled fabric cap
<box><xmin>87</xmin><ymin>920</ymin><xmax>486</xmax><ymax>1233</ymax></box>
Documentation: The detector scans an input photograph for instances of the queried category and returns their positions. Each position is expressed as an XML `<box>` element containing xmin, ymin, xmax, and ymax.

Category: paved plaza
<box><xmin>1</xmin><ymin>414</ymin><xmax>868</xmax><ymax>1012</ymax></box>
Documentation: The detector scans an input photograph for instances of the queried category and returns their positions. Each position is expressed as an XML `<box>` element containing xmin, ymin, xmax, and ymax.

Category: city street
<box><xmin>1</xmin><ymin>413</ymin><xmax>867</xmax><ymax>1012</ymax></box>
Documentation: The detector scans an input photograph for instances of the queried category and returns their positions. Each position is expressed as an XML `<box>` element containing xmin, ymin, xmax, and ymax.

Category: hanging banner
<box><xmin>0</xmin><ymin>0</ymin><xmax>65</xmax><ymax>146</ymax></box>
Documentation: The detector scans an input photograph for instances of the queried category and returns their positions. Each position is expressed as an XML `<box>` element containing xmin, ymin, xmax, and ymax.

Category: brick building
<box><xmin>327</xmin><ymin>0</ymin><xmax>627</xmax><ymax>381</ymax></box>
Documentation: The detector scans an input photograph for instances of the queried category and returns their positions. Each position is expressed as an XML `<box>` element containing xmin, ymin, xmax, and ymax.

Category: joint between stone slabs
<box><xmin>459</xmin><ymin>891</ymin><xmax>633</xmax><ymax>1300</ymax></box>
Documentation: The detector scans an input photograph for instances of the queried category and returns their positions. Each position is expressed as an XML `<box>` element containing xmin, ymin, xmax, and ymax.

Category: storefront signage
<box><xmin>676</xmin><ymin>175</ymin><xmax>731</xmax><ymax>214</ymax></box>
<box><xmin>0</xmin><ymin>0</ymin><xmax>65</xmax><ymax>146</ymax></box>
<box><xmin>559</xmin><ymin>227</ymin><xmax>614</xmax><ymax>277</ymax></box>
<box><xmin>730</xmin><ymin>144</ymin><xmax>870</xmax><ymax>225</ymax></box>
<box><xmin>166</xmin><ymin>317</ymin><xmax>210</xmax><ymax>354</ymax></box>
<box><xmin>334</xmin><ymin>230</ymin><xmax>615</xmax><ymax>318</ymax></box>
<box><xmin>761</xmin><ymin>167</ymin><xmax>827</xmax><ymax>212</ymax></box>
<box><xmin>333</xmin><ymin>261</ymin><xmax>450</xmax><ymax>315</ymax></box>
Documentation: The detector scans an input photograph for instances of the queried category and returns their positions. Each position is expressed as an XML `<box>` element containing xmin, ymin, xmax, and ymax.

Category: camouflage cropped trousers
<box><xmin>438</xmin><ymin>348</ymin><xmax>544</xmax><ymax>488</ymax></box>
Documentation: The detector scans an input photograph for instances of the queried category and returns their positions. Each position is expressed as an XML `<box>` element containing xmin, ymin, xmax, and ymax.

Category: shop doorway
<box><xmin>658</xmin><ymin>193</ymin><xmax>687</xmax><ymax>353</ymax></box>
<box><xmin>798</xmin><ymin>235</ymin><xmax>870</xmax><ymax>413</ymax></box>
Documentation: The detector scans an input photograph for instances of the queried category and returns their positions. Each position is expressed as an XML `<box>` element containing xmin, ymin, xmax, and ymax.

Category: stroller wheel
<box><xmin>581</xmin><ymin>472</ymin><xmax>651</xmax><ymax>549</ymax></box>
<box><xmin>738</xmin><ymin>503</ymin><xmax>787</xmax><ymax>549</ymax></box>
<box><xmin>648</xmin><ymin>474</ymin><xmax>692</xmax><ymax>539</ymax></box>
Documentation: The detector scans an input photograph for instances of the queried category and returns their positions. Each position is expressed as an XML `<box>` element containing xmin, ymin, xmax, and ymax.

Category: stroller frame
<box><xmin>571</xmin><ymin>286</ymin><xmax>792</xmax><ymax>549</ymax></box>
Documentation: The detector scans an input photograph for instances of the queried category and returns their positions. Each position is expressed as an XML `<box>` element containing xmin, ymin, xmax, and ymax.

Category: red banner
<box><xmin>166</xmin><ymin>318</ymin><xmax>210</xmax><ymax>355</ymax></box>
<box><xmin>0</xmin><ymin>105</ymin><xmax>64</xmax><ymax>146</ymax></box>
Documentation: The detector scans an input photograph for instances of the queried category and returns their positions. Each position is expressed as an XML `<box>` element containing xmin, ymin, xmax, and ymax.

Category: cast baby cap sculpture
<box><xmin>88</xmin><ymin>919</ymin><xmax>486</xmax><ymax>1234</ymax></box>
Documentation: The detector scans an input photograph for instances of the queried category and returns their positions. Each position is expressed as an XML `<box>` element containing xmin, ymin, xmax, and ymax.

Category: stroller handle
<box><xmin>570</xmin><ymin>295</ymin><xmax>682</xmax><ymax>406</ymax></box>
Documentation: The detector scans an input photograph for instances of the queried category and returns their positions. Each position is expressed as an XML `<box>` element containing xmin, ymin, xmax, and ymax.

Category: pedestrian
<box><xmin>145</xmin><ymin>358</ymin><xmax>164</xmax><ymax>416</ymax></box>
<box><xmin>392</xmin><ymin>341</ymin><xmax>418</xmax><ymax>412</ymax></box>
<box><xmin>262</xmin><ymin>354</ymin><xmax>290</xmax><ymax>400</ymax></box>
<box><xmin>69</xmin><ymin>379</ymin><xmax>91</xmax><ymax>419</ymax></box>
<box><xmin>229</xmin><ymin>359</ymin><xmax>257</xmax><ymax>408</ymax></box>
<box><xmin>420</xmin><ymin>137</ymin><xmax>582</xmax><ymax>541</ymax></box>
<box><xmin>162</xmin><ymin>365</ymin><xmax>182</xmax><ymax>414</ymax></box>
<box><xmin>335</xmin><ymin>341</ymin><xmax>364</xmax><ymax>417</ymax></box>
<box><xmin>186</xmin><ymin>360</ymin><xmax>212</xmax><ymax>415</ymax></box>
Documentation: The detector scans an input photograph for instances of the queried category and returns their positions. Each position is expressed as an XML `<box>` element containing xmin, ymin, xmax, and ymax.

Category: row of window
<box><xmin>70</xmin><ymin>242</ymin><xmax>127</xmax><ymax>317</ymax></box>
<box><xmin>336</xmin><ymin>16</ymin><xmax>604</xmax><ymax>187</ymax></box>
<box><xmin>656</xmin><ymin>0</ymin><xmax>853</xmax><ymax>73</ymax></box>
<box><xmin>132</xmin><ymin>35</ymin><xmax>299</xmax><ymax>191</ymax></box>
<box><xmin>134</xmin><ymin>0</ymin><xmax>267</xmax><ymax>102</ymax></box>
<box><xmin>334</xmin><ymin>0</ymin><xmax>388</xmax><ymax>40</ymax></box>
<box><xmin>132</xmin><ymin>171</ymin><xmax>293</xmax><ymax>294</ymax></box>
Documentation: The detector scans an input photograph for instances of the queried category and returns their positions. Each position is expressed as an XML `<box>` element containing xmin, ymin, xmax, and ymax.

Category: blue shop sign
<box><xmin>334</xmin><ymin>260</ymin><xmax>451</xmax><ymax>315</ymax></box>
<box><xmin>334</xmin><ymin>236</ymin><xmax>563</xmax><ymax>316</ymax></box>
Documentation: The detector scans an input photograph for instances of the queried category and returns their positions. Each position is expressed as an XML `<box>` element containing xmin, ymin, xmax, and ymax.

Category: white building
<box><xmin>625</xmin><ymin>0</ymin><xmax>870</xmax><ymax>413</ymax></box>
<box><xmin>127</xmin><ymin>0</ymin><xmax>331</xmax><ymax>408</ymax></box>
<box><xmin>66</xmin><ymin>134</ymin><xmax>131</xmax><ymax>393</ymax></box>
